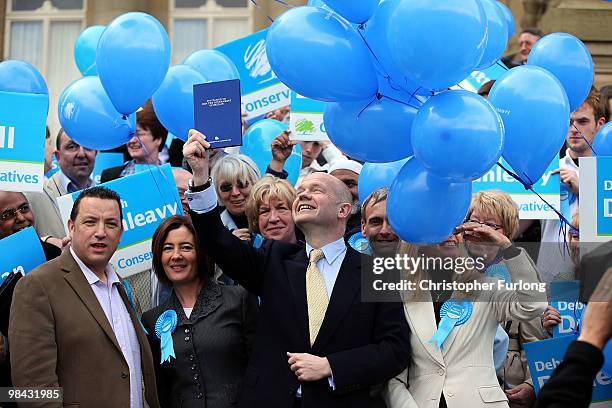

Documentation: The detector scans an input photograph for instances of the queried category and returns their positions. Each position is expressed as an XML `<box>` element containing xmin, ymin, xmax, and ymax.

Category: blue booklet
<box><xmin>194</xmin><ymin>79</ymin><xmax>242</xmax><ymax>149</ymax></box>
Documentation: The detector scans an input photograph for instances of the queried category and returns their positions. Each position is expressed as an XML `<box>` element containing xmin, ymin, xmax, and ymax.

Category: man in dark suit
<box><xmin>183</xmin><ymin>130</ymin><xmax>410</xmax><ymax>408</ymax></box>
<box><xmin>9</xmin><ymin>187</ymin><xmax>159</xmax><ymax>408</ymax></box>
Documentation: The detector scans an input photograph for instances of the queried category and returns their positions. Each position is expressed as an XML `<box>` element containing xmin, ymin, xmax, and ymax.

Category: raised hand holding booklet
<box><xmin>194</xmin><ymin>79</ymin><xmax>242</xmax><ymax>149</ymax></box>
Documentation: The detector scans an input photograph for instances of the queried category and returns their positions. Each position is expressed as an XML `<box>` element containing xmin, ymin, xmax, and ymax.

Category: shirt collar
<box><xmin>562</xmin><ymin>149</ymin><xmax>580</xmax><ymax>170</ymax></box>
<box><xmin>58</xmin><ymin>170</ymin><xmax>93</xmax><ymax>193</ymax></box>
<box><xmin>306</xmin><ymin>236</ymin><xmax>346</xmax><ymax>265</ymax></box>
<box><xmin>70</xmin><ymin>247</ymin><xmax>119</xmax><ymax>286</ymax></box>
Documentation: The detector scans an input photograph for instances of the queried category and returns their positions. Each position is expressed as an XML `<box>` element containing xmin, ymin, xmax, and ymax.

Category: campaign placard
<box><xmin>473</xmin><ymin>157</ymin><xmax>560</xmax><ymax>219</ymax></box>
<box><xmin>549</xmin><ymin>280</ymin><xmax>584</xmax><ymax>338</ymax></box>
<box><xmin>289</xmin><ymin>91</ymin><xmax>329</xmax><ymax>142</ymax></box>
<box><xmin>457</xmin><ymin>62</ymin><xmax>508</xmax><ymax>93</ymax></box>
<box><xmin>194</xmin><ymin>79</ymin><xmax>242</xmax><ymax>148</ymax></box>
<box><xmin>0</xmin><ymin>227</ymin><xmax>46</xmax><ymax>284</ymax></box>
<box><xmin>91</xmin><ymin>152</ymin><xmax>124</xmax><ymax>185</ymax></box>
<box><xmin>524</xmin><ymin>335</ymin><xmax>612</xmax><ymax>404</ymax></box>
<box><xmin>45</xmin><ymin>155</ymin><xmax>60</xmax><ymax>179</ymax></box>
<box><xmin>0</xmin><ymin>90</ymin><xmax>48</xmax><ymax>192</ymax></box>
<box><xmin>56</xmin><ymin>164</ymin><xmax>183</xmax><ymax>278</ymax></box>
<box><xmin>579</xmin><ymin>156</ymin><xmax>612</xmax><ymax>242</ymax></box>
<box><xmin>216</xmin><ymin>29</ymin><xmax>291</xmax><ymax>120</ymax></box>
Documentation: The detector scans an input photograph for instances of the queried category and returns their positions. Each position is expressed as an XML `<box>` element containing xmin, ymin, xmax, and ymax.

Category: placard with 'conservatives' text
<box><xmin>472</xmin><ymin>157</ymin><xmax>560</xmax><ymax>219</ymax></box>
<box><xmin>56</xmin><ymin>164</ymin><xmax>183</xmax><ymax>277</ymax></box>
<box><xmin>0</xmin><ymin>227</ymin><xmax>46</xmax><ymax>284</ymax></box>
<box><xmin>0</xmin><ymin>91</ymin><xmax>48</xmax><ymax>192</ymax></box>
<box><xmin>289</xmin><ymin>91</ymin><xmax>329</xmax><ymax>142</ymax></box>
<box><xmin>216</xmin><ymin>29</ymin><xmax>290</xmax><ymax>120</ymax></box>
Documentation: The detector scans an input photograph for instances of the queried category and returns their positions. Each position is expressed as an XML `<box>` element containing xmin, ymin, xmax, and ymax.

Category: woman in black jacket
<box><xmin>143</xmin><ymin>215</ymin><xmax>258</xmax><ymax>408</ymax></box>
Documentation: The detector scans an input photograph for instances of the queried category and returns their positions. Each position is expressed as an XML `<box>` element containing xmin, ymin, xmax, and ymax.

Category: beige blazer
<box><xmin>384</xmin><ymin>249</ymin><xmax>547</xmax><ymax>408</ymax></box>
<box><xmin>9</xmin><ymin>251</ymin><xmax>160</xmax><ymax>408</ymax></box>
<box><xmin>25</xmin><ymin>172</ymin><xmax>68</xmax><ymax>238</ymax></box>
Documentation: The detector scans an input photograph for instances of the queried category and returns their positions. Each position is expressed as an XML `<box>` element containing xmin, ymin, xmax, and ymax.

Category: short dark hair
<box><xmin>521</xmin><ymin>28</ymin><xmax>543</xmax><ymax>38</ymax></box>
<box><xmin>70</xmin><ymin>186</ymin><xmax>123</xmax><ymax>222</ymax></box>
<box><xmin>139</xmin><ymin>99</ymin><xmax>168</xmax><ymax>152</ymax></box>
<box><xmin>582</xmin><ymin>86</ymin><xmax>605</xmax><ymax>121</ymax></box>
<box><xmin>55</xmin><ymin>128</ymin><xmax>68</xmax><ymax>151</ymax></box>
<box><xmin>151</xmin><ymin>215</ymin><xmax>214</xmax><ymax>287</ymax></box>
<box><xmin>600</xmin><ymin>85</ymin><xmax>612</xmax><ymax>121</ymax></box>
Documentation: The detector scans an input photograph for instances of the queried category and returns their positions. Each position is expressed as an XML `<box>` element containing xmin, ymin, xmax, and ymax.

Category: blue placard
<box><xmin>56</xmin><ymin>164</ymin><xmax>183</xmax><ymax>277</ymax></box>
<box><xmin>459</xmin><ymin>62</ymin><xmax>508</xmax><ymax>92</ymax></box>
<box><xmin>194</xmin><ymin>79</ymin><xmax>242</xmax><ymax>148</ymax></box>
<box><xmin>45</xmin><ymin>155</ymin><xmax>60</xmax><ymax>178</ymax></box>
<box><xmin>596</xmin><ymin>157</ymin><xmax>612</xmax><ymax>236</ymax></box>
<box><xmin>473</xmin><ymin>157</ymin><xmax>560</xmax><ymax>219</ymax></box>
<box><xmin>0</xmin><ymin>227</ymin><xmax>46</xmax><ymax>284</ymax></box>
<box><xmin>525</xmin><ymin>335</ymin><xmax>612</xmax><ymax>402</ymax></box>
<box><xmin>549</xmin><ymin>281</ymin><xmax>584</xmax><ymax>338</ymax></box>
<box><xmin>0</xmin><ymin>90</ymin><xmax>48</xmax><ymax>192</ymax></box>
<box><xmin>216</xmin><ymin>29</ymin><xmax>291</xmax><ymax>120</ymax></box>
<box><xmin>91</xmin><ymin>152</ymin><xmax>125</xmax><ymax>185</ymax></box>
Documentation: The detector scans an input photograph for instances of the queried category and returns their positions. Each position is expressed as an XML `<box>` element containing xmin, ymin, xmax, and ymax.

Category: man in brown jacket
<box><xmin>9</xmin><ymin>186</ymin><xmax>159</xmax><ymax>408</ymax></box>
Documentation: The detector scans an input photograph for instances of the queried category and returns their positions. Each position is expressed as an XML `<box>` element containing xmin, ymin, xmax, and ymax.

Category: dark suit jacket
<box><xmin>142</xmin><ymin>280</ymin><xmax>258</xmax><ymax>408</ymax></box>
<box><xmin>191</xmin><ymin>208</ymin><xmax>410</xmax><ymax>408</ymax></box>
<box><xmin>535</xmin><ymin>340</ymin><xmax>604</xmax><ymax>408</ymax></box>
<box><xmin>100</xmin><ymin>164</ymin><xmax>127</xmax><ymax>184</ymax></box>
<box><xmin>9</xmin><ymin>251</ymin><xmax>160</xmax><ymax>408</ymax></box>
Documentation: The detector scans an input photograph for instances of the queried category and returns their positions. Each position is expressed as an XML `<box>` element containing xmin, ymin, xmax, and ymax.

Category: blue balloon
<box><xmin>97</xmin><ymin>12</ymin><xmax>171</xmax><ymax>115</ymax></box>
<box><xmin>324</xmin><ymin>97</ymin><xmax>416</xmax><ymax>163</ymax></box>
<box><xmin>528</xmin><ymin>33</ymin><xmax>594</xmax><ymax>112</ymax></box>
<box><xmin>475</xmin><ymin>0</ymin><xmax>509</xmax><ymax>70</ymax></box>
<box><xmin>323</xmin><ymin>0</ymin><xmax>378</xmax><ymax>24</ymax></box>
<box><xmin>74</xmin><ymin>25</ymin><xmax>105</xmax><ymax>76</ymax></box>
<box><xmin>387</xmin><ymin>0</ymin><xmax>487</xmax><ymax>90</ymax></box>
<box><xmin>361</xmin><ymin>0</ymin><xmax>426</xmax><ymax>96</ymax></box>
<box><xmin>593</xmin><ymin>122</ymin><xmax>612</xmax><ymax>156</ymax></box>
<box><xmin>388</xmin><ymin>158</ymin><xmax>472</xmax><ymax>244</ymax></box>
<box><xmin>0</xmin><ymin>60</ymin><xmax>48</xmax><ymax>94</ymax></box>
<box><xmin>266</xmin><ymin>6</ymin><xmax>378</xmax><ymax>102</ymax></box>
<box><xmin>496</xmin><ymin>2</ymin><xmax>515</xmax><ymax>39</ymax></box>
<box><xmin>489</xmin><ymin>65</ymin><xmax>570</xmax><ymax>186</ymax></box>
<box><xmin>386</xmin><ymin>0</ymin><xmax>488</xmax><ymax>91</ymax></box>
<box><xmin>358</xmin><ymin>158</ymin><xmax>410</xmax><ymax>203</ymax></box>
<box><xmin>183</xmin><ymin>49</ymin><xmax>240</xmax><ymax>82</ymax></box>
<box><xmin>152</xmin><ymin>65</ymin><xmax>206</xmax><ymax>142</ymax></box>
<box><xmin>58</xmin><ymin>76</ymin><xmax>135</xmax><ymax>150</ymax></box>
<box><xmin>412</xmin><ymin>90</ymin><xmax>504</xmax><ymax>182</ymax></box>
<box><xmin>240</xmin><ymin>120</ymin><xmax>303</xmax><ymax>186</ymax></box>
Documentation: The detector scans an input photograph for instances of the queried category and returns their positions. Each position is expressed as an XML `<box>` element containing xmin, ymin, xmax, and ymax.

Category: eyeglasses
<box><xmin>219</xmin><ymin>180</ymin><xmax>250</xmax><ymax>193</ymax></box>
<box><xmin>467</xmin><ymin>219</ymin><xmax>503</xmax><ymax>230</ymax></box>
<box><xmin>0</xmin><ymin>204</ymin><xmax>31</xmax><ymax>222</ymax></box>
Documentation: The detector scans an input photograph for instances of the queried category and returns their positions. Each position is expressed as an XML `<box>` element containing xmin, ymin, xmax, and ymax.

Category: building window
<box><xmin>170</xmin><ymin>0</ymin><xmax>253</xmax><ymax>64</ymax></box>
<box><xmin>5</xmin><ymin>0</ymin><xmax>86</xmax><ymax>136</ymax></box>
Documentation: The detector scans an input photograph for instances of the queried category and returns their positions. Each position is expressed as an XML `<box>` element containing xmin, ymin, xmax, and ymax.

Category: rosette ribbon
<box><xmin>155</xmin><ymin>309</ymin><xmax>178</xmax><ymax>364</ymax></box>
<box><xmin>428</xmin><ymin>300</ymin><xmax>473</xmax><ymax>350</ymax></box>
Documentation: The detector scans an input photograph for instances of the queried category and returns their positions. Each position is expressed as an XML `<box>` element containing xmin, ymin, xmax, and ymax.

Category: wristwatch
<box><xmin>188</xmin><ymin>177</ymin><xmax>212</xmax><ymax>192</ymax></box>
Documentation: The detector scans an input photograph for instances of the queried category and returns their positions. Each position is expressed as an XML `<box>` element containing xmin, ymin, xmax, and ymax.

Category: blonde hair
<box><xmin>211</xmin><ymin>154</ymin><xmax>261</xmax><ymax>198</ymax></box>
<box><xmin>246</xmin><ymin>175</ymin><xmax>296</xmax><ymax>233</ymax></box>
<box><xmin>466</xmin><ymin>190</ymin><xmax>519</xmax><ymax>239</ymax></box>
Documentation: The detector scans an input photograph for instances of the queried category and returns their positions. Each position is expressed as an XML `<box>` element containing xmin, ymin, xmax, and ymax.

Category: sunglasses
<box><xmin>219</xmin><ymin>180</ymin><xmax>250</xmax><ymax>193</ymax></box>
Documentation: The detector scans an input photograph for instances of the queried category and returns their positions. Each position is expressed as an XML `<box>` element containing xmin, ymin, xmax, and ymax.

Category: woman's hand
<box><xmin>455</xmin><ymin>222</ymin><xmax>512</xmax><ymax>249</ymax></box>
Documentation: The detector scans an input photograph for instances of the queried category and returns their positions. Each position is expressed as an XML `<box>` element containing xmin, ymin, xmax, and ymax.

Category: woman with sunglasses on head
<box><xmin>142</xmin><ymin>215</ymin><xmax>258</xmax><ymax>408</ymax></box>
<box><xmin>210</xmin><ymin>154</ymin><xmax>261</xmax><ymax>243</ymax></box>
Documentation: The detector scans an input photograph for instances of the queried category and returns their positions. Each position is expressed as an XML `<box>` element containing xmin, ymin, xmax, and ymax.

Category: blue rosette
<box><xmin>348</xmin><ymin>232</ymin><xmax>373</xmax><ymax>255</ymax></box>
<box><xmin>155</xmin><ymin>309</ymin><xmax>178</xmax><ymax>364</ymax></box>
<box><xmin>428</xmin><ymin>299</ymin><xmax>473</xmax><ymax>350</ymax></box>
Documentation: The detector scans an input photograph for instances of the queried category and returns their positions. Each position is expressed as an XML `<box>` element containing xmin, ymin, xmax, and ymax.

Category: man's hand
<box><xmin>505</xmin><ymin>382</ymin><xmax>535</xmax><ymax>405</ymax></box>
<box><xmin>542</xmin><ymin>305</ymin><xmax>562</xmax><ymax>336</ymax></box>
<box><xmin>578</xmin><ymin>267</ymin><xmax>612</xmax><ymax>350</ymax></box>
<box><xmin>270</xmin><ymin>130</ymin><xmax>294</xmax><ymax>172</ymax></box>
<box><xmin>552</xmin><ymin>168</ymin><xmax>579</xmax><ymax>195</ymax></box>
<box><xmin>287</xmin><ymin>352</ymin><xmax>332</xmax><ymax>382</ymax></box>
<box><xmin>183</xmin><ymin>129</ymin><xmax>211</xmax><ymax>185</ymax></box>
<box><xmin>232</xmin><ymin>228</ymin><xmax>251</xmax><ymax>242</ymax></box>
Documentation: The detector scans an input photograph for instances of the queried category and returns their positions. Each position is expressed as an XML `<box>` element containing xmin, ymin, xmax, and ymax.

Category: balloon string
<box><xmin>495</xmin><ymin>161</ymin><xmax>578</xmax><ymax>233</ymax></box>
<box><xmin>249</xmin><ymin>0</ymin><xmax>275</xmax><ymax>23</ymax></box>
<box><xmin>572</xmin><ymin>123</ymin><xmax>598</xmax><ymax>156</ymax></box>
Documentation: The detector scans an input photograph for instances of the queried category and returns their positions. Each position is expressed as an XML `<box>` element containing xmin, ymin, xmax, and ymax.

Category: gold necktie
<box><xmin>306</xmin><ymin>249</ymin><xmax>328</xmax><ymax>346</ymax></box>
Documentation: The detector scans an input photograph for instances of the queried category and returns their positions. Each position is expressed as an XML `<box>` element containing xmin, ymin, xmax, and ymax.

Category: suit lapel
<box><xmin>404</xmin><ymin>298</ymin><xmax>445</xmax><ymax>366</ymax></box>
<box><xmin>311</xmin><ymin>248</ymin><xmax>360</xmax><ymax>352</ymax></box>
<box><xmin>61</xmin><ymin>252</ymin><xmax>123</xmax><ymax>354</ymax></box>
<box><xmin>285</xmin><ymin>250</ymin><xmax>310</xmax><ymax>348</ymax></box>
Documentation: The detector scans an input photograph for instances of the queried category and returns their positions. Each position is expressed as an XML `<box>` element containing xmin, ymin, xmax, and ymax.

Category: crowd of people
<box><xmin>0</xmin><ymin>28</ymin><xmax>611</xmax><ymax>408</ymax></box>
